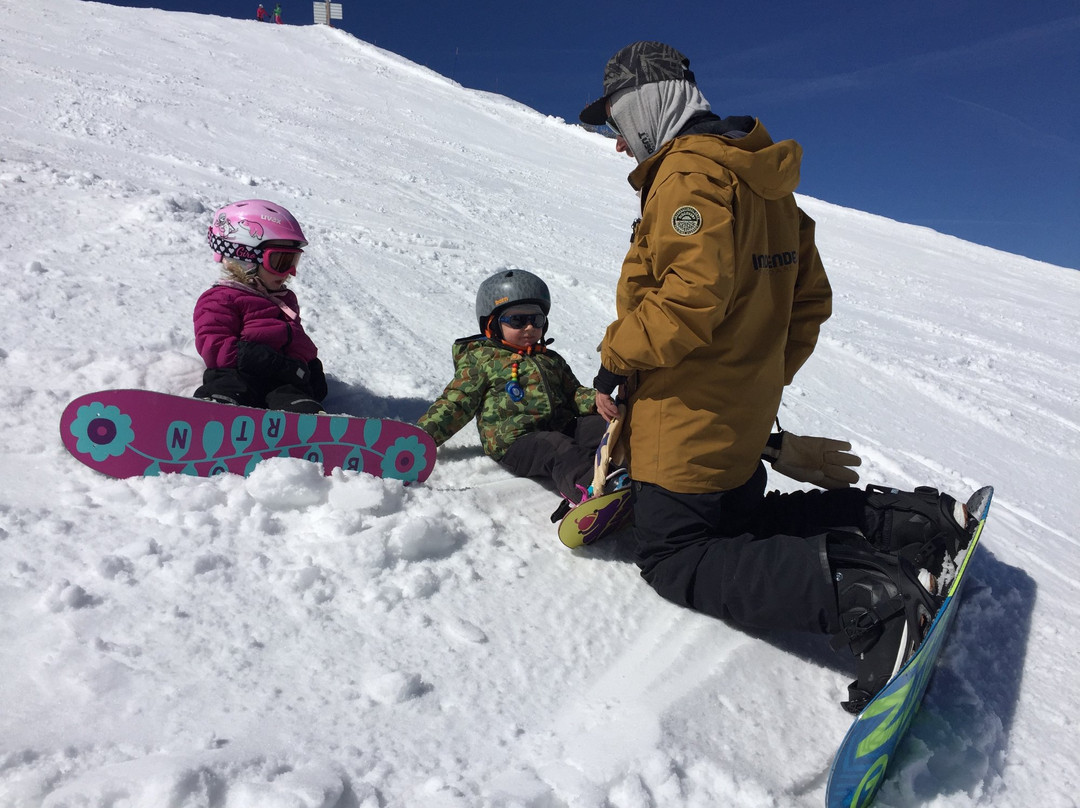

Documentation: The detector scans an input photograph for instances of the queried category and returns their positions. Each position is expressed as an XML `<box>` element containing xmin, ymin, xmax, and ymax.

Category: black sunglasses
<box><xmin>499</xmin><ymin>312</ymin><xmax>547</xmax><ymax>329</ymax></box>
<box><xmin>606</xmin><ymin>116</ymin><xmax>621</xmax><ymax>137</ymax></box>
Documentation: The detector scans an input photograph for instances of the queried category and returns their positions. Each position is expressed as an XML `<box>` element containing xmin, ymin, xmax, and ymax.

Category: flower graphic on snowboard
<box><xmin>69</xmin><ymin>402</ymin><xmax>136</xmax><ymax>461</ymax></box>
<box><xmin>381</xmin><ymin>435</ymin><xmax>429</xmax><ymax>482</ymax></box>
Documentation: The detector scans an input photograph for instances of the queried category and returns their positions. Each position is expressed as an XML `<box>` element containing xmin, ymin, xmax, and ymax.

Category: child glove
<box><xmin>237</xmin><ymin>340</ymin><xmax>310</xmax><ymax>387</ymax></box>
<box><xmin>762</xmin><ymin>432</ymin><xmax>862</xmax><ymax>489</ymax></box>
<box><xmin>307</xmin><ymin>357</ymin><xmax>328</xmax><ymax>401</ymax></box>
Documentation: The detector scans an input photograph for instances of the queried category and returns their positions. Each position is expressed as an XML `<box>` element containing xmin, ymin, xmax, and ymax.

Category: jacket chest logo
<box><xmin>671</xmin><ymin>206</ymin><xmax>702</xmax><ymax>236</ymax></box>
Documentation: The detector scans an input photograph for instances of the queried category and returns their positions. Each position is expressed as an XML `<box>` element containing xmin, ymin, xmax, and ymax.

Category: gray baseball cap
<box><xmin>579</xmin><ymin>41</ymin><xmax>696</xmax><ymax>126</ymax></box>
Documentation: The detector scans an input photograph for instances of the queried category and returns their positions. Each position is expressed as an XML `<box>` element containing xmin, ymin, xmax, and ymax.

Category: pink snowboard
<box><xmin>60</xmin><ymin>389</ymin><xmax>435</xmax><ymax>483</ymax></box>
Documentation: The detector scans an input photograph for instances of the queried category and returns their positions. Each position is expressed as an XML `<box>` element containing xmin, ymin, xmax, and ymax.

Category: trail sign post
<box><xmin>312</xmin><ymin>1</ymin><xmax>342</xmax><ymax>26</ymax></box>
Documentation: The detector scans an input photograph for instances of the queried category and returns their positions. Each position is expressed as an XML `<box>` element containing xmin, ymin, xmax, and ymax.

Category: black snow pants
<box><xmin>498</xmin><ymin>415</ymin><xmax>609</xmax><ymax>500</ymax></box>
<box><xmin>634</xmin><ymin>461</ymin><xmax>870</xmax><ymax>636</ymax></box>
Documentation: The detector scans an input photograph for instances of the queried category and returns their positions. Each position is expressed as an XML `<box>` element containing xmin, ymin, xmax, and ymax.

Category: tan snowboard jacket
<box><xmin>600</xmin><ymin>119</ymin><xmax>832</xmax><ymax>494</ymax></box>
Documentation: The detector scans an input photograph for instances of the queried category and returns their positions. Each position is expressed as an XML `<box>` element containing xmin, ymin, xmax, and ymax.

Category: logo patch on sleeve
<box><xmin>671</xmin><ymin>206</ymin><xmax>702</xmax><ymax>236</ymax></box>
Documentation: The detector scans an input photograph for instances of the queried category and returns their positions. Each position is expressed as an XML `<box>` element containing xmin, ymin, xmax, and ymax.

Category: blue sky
<box><xmin>96</xmin><ymin>0</ymin><xmax>1080</xmax><ymax>270</ymax></box>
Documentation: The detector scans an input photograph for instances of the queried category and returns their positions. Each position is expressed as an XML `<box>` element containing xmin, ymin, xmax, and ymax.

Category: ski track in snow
<box><xmin>2</xmin><ymin>1</ymin><xmax>1080</xmax><ymax>806</ymax></box>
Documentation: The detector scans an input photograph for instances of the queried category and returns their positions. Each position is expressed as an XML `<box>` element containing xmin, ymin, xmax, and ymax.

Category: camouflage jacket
<box><xmin>418</xmin><ymin>335</ymin><xmax>597</xmax><ymax>460</ymax></box>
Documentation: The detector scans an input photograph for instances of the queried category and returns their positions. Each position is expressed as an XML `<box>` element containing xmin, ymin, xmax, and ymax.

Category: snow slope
<box><xmin>2</xmin><ymin>1</ymin><xmax>1079</xmax><ymax>806</ymax></box>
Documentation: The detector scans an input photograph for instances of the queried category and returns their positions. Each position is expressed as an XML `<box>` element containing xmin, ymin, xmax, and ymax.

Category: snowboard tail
<box><xmin>60</xmin><ymin>389</ymin><xmax>436</xmax><ymax>483</ymax></box>
<box><xmin>557</xmin><ymin>409</ymin><xmax>632</xmax><ymax>548</ymax></box>
<box><xmin>557</xmin><ymin>488</ymin><xmax>634</xmax><ymax>548</ymax></box>
<box><xmin>825</xmin><ymin>485</ymin><xmax>994</xmax><ymax>808</ymax></box>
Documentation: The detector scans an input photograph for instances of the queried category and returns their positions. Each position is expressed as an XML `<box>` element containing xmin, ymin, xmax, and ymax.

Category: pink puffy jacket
<box><xmin>194</xmin><ymin>281</ymin><xmax>319</xmax><ymax>369</ymax></box>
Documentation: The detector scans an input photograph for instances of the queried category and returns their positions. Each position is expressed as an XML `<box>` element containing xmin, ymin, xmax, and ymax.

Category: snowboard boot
<box><xmin>550</xmin><ymin>498</ymin><xmax>572</xmax><ymax>523</ymax></box>
<box><xmin>860</xmin><ymin>485</ymin><xmax>974</xmax><ymax>579</ymax></box>
<box><xmin>828</xmin><ymin>533</ymin><xmax>943</xmax><ymax>714</ymax></box>
<box><xmin>550</xmin><ymin>481</ymin><xmax>591</xmax><ymax>523</ymax></box>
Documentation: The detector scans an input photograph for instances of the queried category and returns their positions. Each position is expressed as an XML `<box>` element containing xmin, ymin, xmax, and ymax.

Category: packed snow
<box><xmin>2</xmin><ymin>1</ymin><xmax>1079</xmax><ymax>806</ymax></box>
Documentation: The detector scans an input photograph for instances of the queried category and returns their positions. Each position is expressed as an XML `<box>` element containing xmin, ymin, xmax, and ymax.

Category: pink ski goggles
<box><xmin>261</xmin><ymin>246</ymin><xmax>304</xmax><ymax>276</ymax></box>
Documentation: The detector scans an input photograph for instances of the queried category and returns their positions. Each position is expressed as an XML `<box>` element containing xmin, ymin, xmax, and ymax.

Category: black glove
<box><xmin>593</xmin><ymin>366</ymin><xmax>627</xmax><ymax>395</ymax></box>
<box><xmin>237</xmin><ymin>340</ymin><xmax>310</xmax><ymax>388</ymax></box>
<box><xmin>307</xmin><ymin>357</ymin><xmax>328</xmax><ymax>401</ymax></box>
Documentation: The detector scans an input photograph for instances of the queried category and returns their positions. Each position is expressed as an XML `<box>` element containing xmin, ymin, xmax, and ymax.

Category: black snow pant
<box><xmin>194</xmin><ymin>368</ymin><xmax>324</xmax><ymax>414</ymax></box>
<box><xmin>634</xmin><ymin>461</ymin><xmax>870</xmax><ymax>636</ymax></box>
<box><xmin>498</xmin><ymin>415</ymin><xmax>609</xmax><ymax>500</ymax></box>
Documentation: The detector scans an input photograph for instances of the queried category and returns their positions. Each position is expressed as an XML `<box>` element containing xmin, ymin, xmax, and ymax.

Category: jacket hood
<box><xmin>628</xmin><ymin>118</ymin><xmax>803</xmax><ymax>201</ymax></box>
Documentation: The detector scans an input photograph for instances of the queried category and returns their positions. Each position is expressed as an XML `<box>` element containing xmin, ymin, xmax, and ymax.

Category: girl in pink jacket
<box><xmin>194</xmin><ymin>199</ymin><xmax>326</xmax><ymax>413</ymax></box>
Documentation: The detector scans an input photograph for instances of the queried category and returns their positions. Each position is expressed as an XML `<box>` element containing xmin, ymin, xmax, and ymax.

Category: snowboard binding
<box><xmin>861</xmin><ymin>485</ymin><xmax>974</xmax><ymax>578</ymax></box>
<box><xmin>828</xmin><ymin>535</ymin><xmax>944</xmax><ymax>714</ymax></box>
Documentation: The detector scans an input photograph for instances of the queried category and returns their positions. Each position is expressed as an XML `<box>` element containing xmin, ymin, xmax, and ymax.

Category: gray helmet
<box><xmin>475</xmin><ymin>269</ymin><xmax>551</xmax><ymax>330</ymax></box>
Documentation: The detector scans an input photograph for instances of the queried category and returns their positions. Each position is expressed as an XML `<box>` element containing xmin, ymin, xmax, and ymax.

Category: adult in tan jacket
<box><xmin>601</xmin><ymin>117</ymin><xmax>831</xmax><ymax>494</ymax></box>
<box><xmin>581</xmin><ymin>41</ymin><xmax>979</xmax><ymax>713</ymax></box>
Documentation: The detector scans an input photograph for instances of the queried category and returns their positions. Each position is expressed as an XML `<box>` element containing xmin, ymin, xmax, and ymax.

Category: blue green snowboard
<box><xmin>825</xmin><ymin>485</ymin><xmax>994</xmax><ymax>807</ymax></box>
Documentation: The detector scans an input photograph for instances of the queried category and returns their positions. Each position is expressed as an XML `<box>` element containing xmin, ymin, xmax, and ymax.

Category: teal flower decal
<box><xmin>69</xmin><ymin>402</ymin><xmax>136</xmax><ymax>462</ymax></box>
<box><xmin>381</xmin><ymin>435</ymin><xmax>428</xmax><ymax>482</ymax></box>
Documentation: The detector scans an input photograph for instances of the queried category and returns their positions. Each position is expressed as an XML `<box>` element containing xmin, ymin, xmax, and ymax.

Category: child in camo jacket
<box><xmin>418</xmin><ymin>269</ymin><xmax>606</xmax><ymax>503</ymax></box>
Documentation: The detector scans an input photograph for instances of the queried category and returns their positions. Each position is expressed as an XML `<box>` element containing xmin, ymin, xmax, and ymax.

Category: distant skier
<box><xmin>256</xmin><ymin>3</ymin><xmax>268</xmax><ymax>21</ymax></box>
<box><xmin>194</xmin><ymin>199</ymin><xmax>327</xmax><ymax>414</ymax></box>
<box><xmin>273</xmin><ymin>3</ymin><xmax>283</xmax><ymax>23</ymax></box>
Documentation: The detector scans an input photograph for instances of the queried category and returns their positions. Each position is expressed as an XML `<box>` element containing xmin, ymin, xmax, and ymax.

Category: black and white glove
<box><xmin>762</xmin><ymin>432</ymin><xmax>862</xmax><ymax>489</ymax></box>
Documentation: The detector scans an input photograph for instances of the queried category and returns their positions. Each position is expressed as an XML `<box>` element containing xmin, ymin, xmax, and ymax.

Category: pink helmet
<box><xmin>206</xmin><ymin>199</ymin><xmax>308</xmax><ymax>266</ymax></box>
